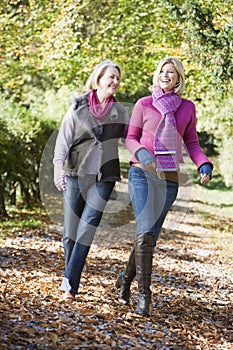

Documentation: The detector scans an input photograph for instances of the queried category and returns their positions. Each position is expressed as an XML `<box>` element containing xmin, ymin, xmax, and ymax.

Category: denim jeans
<box><xmin>61</xmin><ymin>175</ymin><xmax>115</xmax><ymax>293</ymax></box>
<box><xmin>128</xmin><ymin>166</ymin><xmax>178</xmax><ymax>245</ymax></box>
<box><xmin>63</xmin><ymin>175</ymin><xmax>115</xmax><ymax>264</ymax></box>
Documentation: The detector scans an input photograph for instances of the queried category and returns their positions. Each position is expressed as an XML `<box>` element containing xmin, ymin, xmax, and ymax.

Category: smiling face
<box><xmin>158</xmin><ymin>62</ymin><xmax>179</xmax><ymax>93</ymax></box>
<box><xmin>96</xmin><ymin>66</ymin><xmax>121</xmax><ymax>102</ymax></box>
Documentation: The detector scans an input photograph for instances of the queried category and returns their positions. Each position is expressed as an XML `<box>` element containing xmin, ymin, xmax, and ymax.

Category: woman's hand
<box><xmin>199</xmin><ymin>163</ymin><xmax>212</xmax><ymax>184</ymax></box>
<box><xmin>136</xmin><ymin>148</ymin><xmax>154</xmax><ymax>167</ymax></box>
<box><xmin>200</xmin><ymin>173</ymin><xmax>211</xmax><ymax>184</ymax></box>
<box><xmin>143</xmin><ymin>162</ymin><xmax>156</xmax><ymax>170</ymax></box>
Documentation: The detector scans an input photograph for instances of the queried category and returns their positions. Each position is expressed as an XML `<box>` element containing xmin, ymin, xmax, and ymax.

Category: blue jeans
<box><xmin>61</xmin><ymin>175</ymin><xmax>115</xmax><ymax>293</ymax></box>
<box><xmin>63</xmin><ymin>175</ymin><xmax>115</xmax><ymax>263</ymax></box>
<box><xmin>128</xmin><ymin>166</ymin><xmax>178</xmax><ymax>245</ymax></box>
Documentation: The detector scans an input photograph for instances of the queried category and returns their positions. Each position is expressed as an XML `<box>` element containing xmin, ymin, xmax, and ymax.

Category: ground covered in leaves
<box><xmin>0</xmin><ymin>180</ymin><xmax>233</xmax><ymax>349</ymax></box>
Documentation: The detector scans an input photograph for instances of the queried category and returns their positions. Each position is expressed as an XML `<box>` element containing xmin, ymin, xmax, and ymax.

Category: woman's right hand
<box><xmin>143</xmin><ymin>162</ymin><xmax>156</xmax><ymax>170</ymax></box>
<box><xmin>54</xmin><ymin>161</ymin><xmax>66</xmax><ymax>191</ymax></box>
<box><xmin>136</xmin><ymin>148</ymin><xmax>155</xmax><ymax>167</ymax></box>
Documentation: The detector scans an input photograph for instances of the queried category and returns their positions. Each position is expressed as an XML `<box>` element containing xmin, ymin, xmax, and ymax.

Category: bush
<box><xmin>0</xmin><ymin>85</ymin><xmax>79</xmax><ymax>217</ymax></box>
<box><xmin>218</xmin><ymin>137</ymin><xmax>233</xmax><ymax>187</ymax></box>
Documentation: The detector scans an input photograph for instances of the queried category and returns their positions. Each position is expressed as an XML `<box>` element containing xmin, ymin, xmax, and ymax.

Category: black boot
<box><xmin>135</xmin><ymin>234</ymin><xmax>153</xmax><ymax>316</ymax></box>
<box><xmin>116</xmin><ymin>248</ymin><xmax>136</xmax><ymax>304</ymax></box>
<box><xmin>63</xmin><ymin>242</ymin><xmax>90</xmax><ymax>294</ymax></box>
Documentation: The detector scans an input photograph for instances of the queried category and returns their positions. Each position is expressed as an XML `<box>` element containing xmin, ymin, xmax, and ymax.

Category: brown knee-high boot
<box><xmin>116</xmin><ymin>248</ymin><xmax>136</xmax><ymax>304</ymax></box>
<box><xmin>135</xmin><ymin>233</ymin><xmax>154</xmax><ymax>316</ymax></box>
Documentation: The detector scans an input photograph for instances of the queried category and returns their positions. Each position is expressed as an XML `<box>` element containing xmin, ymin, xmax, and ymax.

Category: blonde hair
<box><xmin>152</xmin><ymin>57</ymin><xmax>185</xmax><ymax>95</ymax></box>
<box><xmin>85</xmin><ymin>60</ymin><xmax>121</xmax><ymax>90</ymax></box>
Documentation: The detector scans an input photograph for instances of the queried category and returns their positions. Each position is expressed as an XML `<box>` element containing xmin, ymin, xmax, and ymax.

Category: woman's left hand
<box><xmin>199</xmin><ymin>163</ymin><xmax>212</xmax><ymax>184</ymax></box>
<box><xmin>200</xmin><ymin>173</ymin><xmax>211</xmax><ymax>184</ymax></box>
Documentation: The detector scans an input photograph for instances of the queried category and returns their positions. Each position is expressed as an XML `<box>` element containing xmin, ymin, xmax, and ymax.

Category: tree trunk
<box><xmin>0</xmin><ymin>178</ymin><xmax>8</xmax><ymax>219</ymax></box>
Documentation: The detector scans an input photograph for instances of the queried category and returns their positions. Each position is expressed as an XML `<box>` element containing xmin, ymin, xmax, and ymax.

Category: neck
<box><xmin>96</xmin><ymin>90</ymin><xmax>110</xmax><ymax>104</ymax></box>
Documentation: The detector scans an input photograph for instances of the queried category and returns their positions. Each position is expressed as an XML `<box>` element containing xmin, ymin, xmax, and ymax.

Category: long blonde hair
<box><xmin>152</xmin><ymin>57</ymin><xmax>185</xmax><ymax>95</ymax></box>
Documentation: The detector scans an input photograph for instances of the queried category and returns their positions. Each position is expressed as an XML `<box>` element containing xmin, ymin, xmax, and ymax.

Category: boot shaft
<box><xmin>135</xmin><ymin>234</ymin><xmax>154</xmax><ymax>276</ymax></box>
<box><xmin>135</xmin><ymin>233</ymin><xmax>154</xmax><ymax>316</ymax></box>
<box><xmin>124</xmin><ymin>247</ymin><xmax>136</xmax><ymax>280</ymax></box>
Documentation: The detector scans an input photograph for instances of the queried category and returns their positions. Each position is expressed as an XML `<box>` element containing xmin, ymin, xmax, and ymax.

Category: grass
<box><xmin>191</xmin><ymin>172</ymin><xmax>233</xmax><ymax>219</ymax></box>
<box><xmin>0</xmin><ymin>206</ymin><xmax>49</xmax><ymax>238</ymax></box>
<box><xmin>189</xmin><ymin>162</ymin><xmax>233</xmax><ymax>261</ymax></box>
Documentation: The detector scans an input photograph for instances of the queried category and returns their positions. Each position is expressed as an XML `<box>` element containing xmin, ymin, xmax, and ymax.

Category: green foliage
<box><xmin>0</xmin><ymin>0</ymin><xmax>184</xmax><ymax>99</ymax></box>
<box><xmin>0</xmin><ymin>206</ymin><xmax>48</xmax><ymax>230</ymax></box>
<box><xmin>196</xmin><ymin>95</ymin><xmax>233</xmax><ymax>186</ymax></box>
<box><xmin>0</xmin><ymin>0</ymin><xmax>233</xmax><ymax>212</ymax></box>
<box><xmin>218</xmin><ymin>138</ymin><xmax>233</xmax><ymax>187</ymax></box>
<box><xmin>197</xmin><ymin>95</ymin><xmax>233</xmax><ymax>139</ymax></box>
<box><xmin>0</xmin><ymin>87</ymin><xmax>74</xmax><ymax>216</ymax></box>
<box><xmin>170</xmin><ymin>0</ymin><xmax>233</xmax><ymax>96</ymax></box>
<box><xmin>22</xmin><ymin>85</ymin><xmax>79</xmax><ymax>122</ymax></box>
<box><xmin>1</xmin><ymin>0</ymin><xmax>232</xmax><ymax>99</ymax></box>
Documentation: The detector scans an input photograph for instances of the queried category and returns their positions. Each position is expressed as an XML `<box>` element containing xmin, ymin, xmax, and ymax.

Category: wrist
<box><xmin>136</xmin><ymin>148</ymin><xmax>154</xmax><ymax>167</ymax></box>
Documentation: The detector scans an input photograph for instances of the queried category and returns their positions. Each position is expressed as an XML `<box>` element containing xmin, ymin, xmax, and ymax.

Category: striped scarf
<box><xmin>152</xmin><ymin>87</ymin><xmax>182</xmax><ymax>171</ymax></box>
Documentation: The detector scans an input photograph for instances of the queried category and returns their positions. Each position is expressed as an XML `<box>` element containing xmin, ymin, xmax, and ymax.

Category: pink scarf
<box><xmin>88</xmin><ymin>90</ymin><xmax>115</xmax><ymax>121</ymax></box>
<box><xmin>152</xmin><ymin>87</ymin><xmax>182</xmax><ymax>171</ymax></box>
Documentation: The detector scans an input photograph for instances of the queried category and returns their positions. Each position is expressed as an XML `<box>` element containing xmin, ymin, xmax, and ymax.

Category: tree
<box><xmin>0</xmin><ymin>0</ymin><xmax>184</xmax><ymax>101</ymax></box>
<box><xmin>168</xmin><ymin>0</ymin><xmax>233</xmax><ymax>96</ymax></box>
<box><xmin>0</xmin><ymin>0</ymin><xmax>233</xmax><ymax>207</ymax></box>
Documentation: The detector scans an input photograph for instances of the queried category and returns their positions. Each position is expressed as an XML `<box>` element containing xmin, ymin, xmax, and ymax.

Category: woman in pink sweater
<box><xmin>116</xmin><ymin>57</ymin><xmax>213</xmax><ymax>316</ymax></box>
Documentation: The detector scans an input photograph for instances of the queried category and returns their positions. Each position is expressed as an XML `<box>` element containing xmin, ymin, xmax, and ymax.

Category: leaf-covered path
<box><xmin>0</xmin><ymin>180</ymin><xmax>233</xmax><ymax>350</ymax></box>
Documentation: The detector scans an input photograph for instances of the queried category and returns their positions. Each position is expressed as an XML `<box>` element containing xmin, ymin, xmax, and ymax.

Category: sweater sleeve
<box><xmin>183</xmin><ymin>103</ymin><xmax>213</xmax><ymax>169</ymax></box>
<box><xmin>53</xmin><ymin>105</ymin><xmax>75</xmax><ymax>164</ymax></box>
<box><xmin>125</xmin><ymin>100</ymin><xmax>145</xmax><ymax>156</ymax></box>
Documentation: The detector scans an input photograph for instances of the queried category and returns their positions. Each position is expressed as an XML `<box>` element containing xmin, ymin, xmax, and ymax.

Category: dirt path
<box><xmin>0</xmin><ymin>179</ymin><xmax>233</xmax><ymax>349</ymax></box>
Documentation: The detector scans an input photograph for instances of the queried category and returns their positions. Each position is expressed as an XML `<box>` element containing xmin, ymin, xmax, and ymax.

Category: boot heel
<box><xmin>135</xmin><ymin>293</ymin><xmax>151</xmax><ymax>316</ymax></box>
<box><xmin>116</xmin><ymin>248</ymin><xmax>136</xmax><ymax>305</ymax></box>
<box><xmin>118</xmin><ymin>278</ymin><xmax>131</xmax><ymax>305</ymax></box>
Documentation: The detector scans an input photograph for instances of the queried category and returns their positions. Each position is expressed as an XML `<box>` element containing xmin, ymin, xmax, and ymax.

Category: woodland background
<box><xmin>0</xmin><ymin>1</ymin><xmax>233</xmax><ymax>349</ymax></box>
<box><xmin>0</xmin><ymin>0</ymin><xmax>233</xmax><ymax>216</ymax></box>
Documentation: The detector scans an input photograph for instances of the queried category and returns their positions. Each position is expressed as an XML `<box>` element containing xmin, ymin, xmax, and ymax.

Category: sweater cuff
<box><xmin>136</xmin><ymin>148</ymin><xmax>154</xmax><ymax>167</ymax></box>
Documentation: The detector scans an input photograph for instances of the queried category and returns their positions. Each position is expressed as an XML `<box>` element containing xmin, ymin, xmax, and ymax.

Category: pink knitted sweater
<box><xmin>125</xmin><ymin>96</ymin><xmax>212</xmax><ymax>169</ymax></box>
